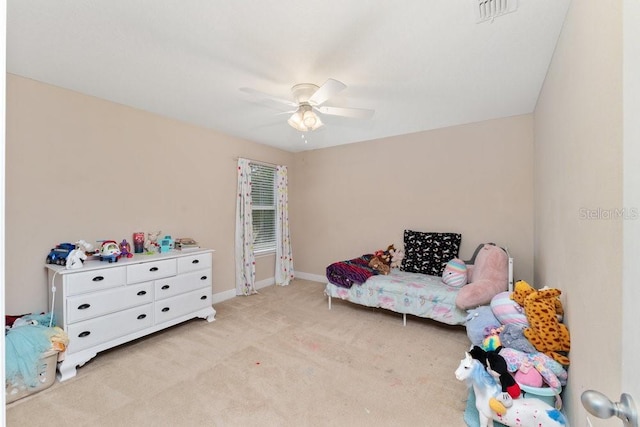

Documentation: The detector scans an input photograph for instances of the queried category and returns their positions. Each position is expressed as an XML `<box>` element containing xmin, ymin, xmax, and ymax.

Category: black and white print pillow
<box><xmin>401</xmin><ymin>230</ymin><xmax>462</xmax><ymax>276</ymax></box>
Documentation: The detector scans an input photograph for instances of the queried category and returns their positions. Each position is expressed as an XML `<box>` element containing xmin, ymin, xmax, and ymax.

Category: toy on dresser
<box><xmin>159</xmin><ymin>235</ymin><xmax>174</xmax><ymax>253</ymax></box>
<box><xmin>119</xmin><ymin>239</ymin><xmax>133</xmax><ymax>259</ymax></box>
<box><xmin>64</xmin><ymin>240</ymin><xmax>93</xmax><ymax>270</ymax></box>
<box><xmin>97</xmin><ymin>240</ymin><xmax>121</xmax><ymax>263</ymax></box>
<box><xmin>65</xmin><ymin>247</ymin><xmax>87</xmax><ymax>269</ymax></box>
<box><xmin>145</xmin><ymin>231</ymin><xmax>162</xmax><ymax>254</ymax></box>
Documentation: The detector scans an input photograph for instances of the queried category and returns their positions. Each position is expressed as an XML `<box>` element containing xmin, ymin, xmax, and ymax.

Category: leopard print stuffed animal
<box><xmin>511</xmin><ymin>280</ymin><xmax>570</xmax><ymax>366</ymax></box>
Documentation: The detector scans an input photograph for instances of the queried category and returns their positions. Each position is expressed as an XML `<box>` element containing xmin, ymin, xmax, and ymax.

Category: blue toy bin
<box><xmin>519</xmin><ymin>384</ymin><xmax>560</xmax><ymax>408</ymax></box>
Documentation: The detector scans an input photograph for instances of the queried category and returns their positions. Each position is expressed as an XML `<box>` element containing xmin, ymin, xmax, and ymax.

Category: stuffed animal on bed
<box><xmin>455</xmin><ymin>244</ymin><xmax>509</xmax><ymax>310</ymax></box>
<box><xmin>368</xmin><ymin>255</ymin><xmax>390</xmax><ymax>275</ymax></box>
<box><xmin>369</xmin><ymin>245</ymin><xmax>402</xmax><ymax>275</ymax></box>
<box><xmin>441</xmin><ymin>258</ymin><xmax>467</xmax><ymax>288</ymax></box>
<box><xmin>511</xmin><ymin>280</ymin><xmax>570</xmax><ymax>366</ymax></box>
<box><xmin>389</xmin><ymin>246</ymin><xmax>404</xmax><ymax>269</ymax></box>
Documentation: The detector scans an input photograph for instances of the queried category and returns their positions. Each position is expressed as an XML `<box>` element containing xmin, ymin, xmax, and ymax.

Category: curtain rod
<box><xmin>233</xmin><ymin>157</ymin><xmax>281</xmax><ymax>167</ymax></box>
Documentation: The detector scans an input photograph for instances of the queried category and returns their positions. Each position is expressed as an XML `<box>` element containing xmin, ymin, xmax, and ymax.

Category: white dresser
<box><xmin>46</xmin><ymin>249</ymin><xmax>216</xmax><ymax>381</ymax></box>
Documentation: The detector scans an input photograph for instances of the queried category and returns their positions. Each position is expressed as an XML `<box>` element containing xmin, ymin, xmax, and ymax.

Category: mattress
<box><xmin>325</xmin><ymin>269</ymin><xmax>468</xmax><ymax>325</ymax></box>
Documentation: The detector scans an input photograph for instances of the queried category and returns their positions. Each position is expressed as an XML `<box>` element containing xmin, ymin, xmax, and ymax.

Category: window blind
<box><xmin>251</xmin><ymin>163</ymin><xmax>276</xmax><ymax>253</ymax></box>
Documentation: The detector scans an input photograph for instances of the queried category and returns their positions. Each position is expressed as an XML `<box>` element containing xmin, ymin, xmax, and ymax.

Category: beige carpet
<box><xmin>6</xmin><ymin>279</ymin><xmax>471</xmax><ymax>426</ymax></box>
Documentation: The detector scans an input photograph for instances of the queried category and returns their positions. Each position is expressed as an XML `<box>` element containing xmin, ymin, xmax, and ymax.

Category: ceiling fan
<box><xmin>240</xmin><ymin>78</ymin><xmax>374</xmax><ymax>132</ymax></box>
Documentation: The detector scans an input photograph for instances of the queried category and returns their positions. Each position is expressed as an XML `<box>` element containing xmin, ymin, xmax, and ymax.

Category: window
<box><xmin>251</xmin><ymin>163</ymin><xmax>276</xmax><ymax>254</ymax></box>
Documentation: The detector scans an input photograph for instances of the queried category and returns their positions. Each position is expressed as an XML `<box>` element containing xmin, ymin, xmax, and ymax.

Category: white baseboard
<box><xmin>256</xmin><ymin>277</ymin><xmax>275</xmax><ymax>290</ymax></box>
<box><xmin>294</xmin><ymin>271</ymin><xmax>326</xmax><ymax>283</ymax></box>
<box><xmin>211</xmin><ymin>288</ymin><xmax>236</xmax><ymax>305</ymax></box>
<box><xmin>210</xmin><ymin>272</ymin><xmax>325</xmax><ymax>304</ymax></box>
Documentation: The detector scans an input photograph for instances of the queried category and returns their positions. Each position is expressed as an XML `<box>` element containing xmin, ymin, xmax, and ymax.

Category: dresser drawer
<box><xmin>155</xmin><ymin>288</ymin><xmax>212</xmax><ymax>324</ymax></box>
<box><xmin>127</xmin><ymin>259</ymin><xmax>177</xmax><ymax>284</ymax></box>
<box><xmin>177</xmin><ymin>253</ymin><xmax>212</xmax><ymax>274</ymax></box>
<box><xmin>66</xmin><ymin>267</ymin><xmax>126</xmax><ymax>296</ymax></box>
<box><xmin>67</xmin><ymin>304</ymin><xmax>153</xmax><ymax>353</ymax></box>
<box><xmin>154</xmin><ymin>269</ymin><xmax>212</xmax><ymax>301</ymax></box>
<box><xmin>66</xmin><ymin>282</ymin><xmax>154</xmax><ymax>324</ymax></box>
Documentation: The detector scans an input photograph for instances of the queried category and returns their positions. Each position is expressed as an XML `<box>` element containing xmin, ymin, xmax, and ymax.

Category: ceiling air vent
<box><xmin>474</xmin><ymin>0</ymin><xmax>518</xmax><ymax>23</ymax></box>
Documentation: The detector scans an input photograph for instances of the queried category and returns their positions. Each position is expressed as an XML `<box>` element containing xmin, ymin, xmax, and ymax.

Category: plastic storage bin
<box><xmin>5</xmin><ymin>349</ymin><xmax>58</xmax><ymax>403</ymax></box>
<box><xmin>519</xmin><ymin>384</ymin><xmax>560</xmax><ymax>407</ymax></box>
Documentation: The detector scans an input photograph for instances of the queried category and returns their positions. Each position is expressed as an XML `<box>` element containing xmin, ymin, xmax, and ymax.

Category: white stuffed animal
<box><xmin>389</xmin><ymin>247</ymin><xmax>404</xmax><ymax>269</ymax></box>
<box><xmin>145</xmin><ymin>231</ymin><xmax>162</xmax><ymax>253</ymax></box>
<box><xmin>66</xmin><ymin>248</ymin><xmax>87</xmax><ymax>269</ymax></box>
<box><xmin>65</xmin><ymin>240</ymin><xmax>94</xmax><ymax>270</ymax></box>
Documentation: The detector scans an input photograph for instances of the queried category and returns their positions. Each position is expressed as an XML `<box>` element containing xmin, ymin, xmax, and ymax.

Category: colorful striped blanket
<box><xmin>325</xmin><ymin>254</ymin><xmax>378</xmax><ymax>289</ymax></box>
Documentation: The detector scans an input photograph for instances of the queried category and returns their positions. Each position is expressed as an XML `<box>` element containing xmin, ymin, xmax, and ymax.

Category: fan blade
<box><xmin>275</xmin><ymin>109</ymin><xmax>297</xmax><ymax>116</ymax></box>
<box><xmin>315</xmin><ymin>105</ymin><xmax>375</xmax><ymax>119</ymax></box>
<box><xmin>308</xmin><ymin>78</ymin><xmax>347</xmax><ymax>106</ymax></box>
<box><xmin>239</xmin><ymin>87</ymin><xmax>297</xmax><ymax>108</ymax></box>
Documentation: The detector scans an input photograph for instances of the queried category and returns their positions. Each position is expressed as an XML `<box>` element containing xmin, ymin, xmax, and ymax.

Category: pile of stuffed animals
<box><xmin>368</xmin><ymin>244</ymin><xmax>404</xmax><ymax>275</ymax></box>
<box><xmin>464</xmin><ymin>280</ymin><xmax>571</xmax><ymax>411</ymax></box>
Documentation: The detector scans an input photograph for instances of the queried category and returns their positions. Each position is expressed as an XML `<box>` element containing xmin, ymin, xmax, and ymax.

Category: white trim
<box><xmin>622</xmin><ymin>0</ymin><xmax>640</xmax><ymax>401</ymax></box>
<box><xmin>212</xmin><ymin>277</ymin><xmax>276</xmax><ymax>304</ymax></box>
<box><xmin>504</xmin><ymin>247</ymin><xmax>514</xmax><ymax>293</ymax></box>
<box><xmin>211</xmin><ymin>288</ymin><xmax>236</xmax><ymax>304</ymax></box>
<box><xmin>254</xmin><ymin>249</ymin><xmax>276</xmax><ymax>257</ymax></box>
<box><xmin>210</xmin><ymin>273</ymin><xmax>324</xmax><ymax>306</ymax></box>
<box><xmin>294</xmin><ymin>271</ymin><xmax>327</xmax><ymax>283</ymax></box>
<box><xmin>228</xmin><ymin>272</ymin><xmax>329</xmax><ymax>305</ymax></box>
<box><xmin>256</xmin><ymin>277</ymin><xmax>275</xmax><ymax>290</ymax></box>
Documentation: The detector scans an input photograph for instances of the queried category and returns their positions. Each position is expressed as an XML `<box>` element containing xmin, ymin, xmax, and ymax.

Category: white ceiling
<box><xmin>7</xmin><ymin>0</ymin><xmax>570</xmax><ymax>152</ymax></box>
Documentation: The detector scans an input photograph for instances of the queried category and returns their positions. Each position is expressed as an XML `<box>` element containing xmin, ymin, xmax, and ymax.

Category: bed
<box><xmin>326</xmin><ymin>268</ymin><xmax>469</xmax><ymax>325</ymax></box>
<box><xmin>324</xmin><ymin>231</ymin><xmax>513</xmax><ymax>326</ymax></box>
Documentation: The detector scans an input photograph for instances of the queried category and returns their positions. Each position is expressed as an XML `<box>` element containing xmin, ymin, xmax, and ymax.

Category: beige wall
<box><xmin>291</xmin><ymin>115</ymin><xmax>534</xmax><ymax>283</ymax></box>
<box><xmin>6</xmin><ymin>75</ymin><xmax>535</xmax><ymax>316</ymax></box>
<box><xmin>5</xmin><ymin>74</ymin><xmax>294</xmax><ymax>314</ymax></box>
<box><xmin>534</xmin><ymin>1</ymin><xmax>622</xmax><ymax>424</ymax></box>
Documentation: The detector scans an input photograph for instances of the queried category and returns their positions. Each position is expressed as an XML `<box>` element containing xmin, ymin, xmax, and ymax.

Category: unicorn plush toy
<box><xmin>65</xmin><ymin>240</ymin><xmax>94</xmax><ymax>270</ymax></box>
<box><xmin>455</xmin><ymin>352</ymin><xmax>567</xmax><ymax>427</ymax></box>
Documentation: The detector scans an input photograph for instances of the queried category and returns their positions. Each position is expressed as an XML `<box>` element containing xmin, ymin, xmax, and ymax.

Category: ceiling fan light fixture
<box><xmin>310</xmin><ymin>113</ymin><xmax>323</xmax><ymax>130</ymax></box>
<box><xmin>287</xmin><ymin>110</ymin><xmax>305</xmax><ymax>132</ymax></box>
<box><xmin>303</xmin><ymin>110</ymin><xmax>317</xmax><ymax>127</ymax></box>
<box><xmin>243</xmin><ymin>78</ymin><xmax>370</xmax><ymax>135</ymax></box>
<box><xmin>288</xmin><ymin>105</ymin><xmax>323</xmax><ymax>132</ymax></box>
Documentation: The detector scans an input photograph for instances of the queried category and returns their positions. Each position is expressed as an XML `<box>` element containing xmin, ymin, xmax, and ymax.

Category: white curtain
<box><xmin>275</xmin><ymin>165</ymin><xmax>294</xmax><ymax>286</ymax></box>
<box><xmin>235</xmin><ymin>158</ymin><xmax>257</xmax><ymax>295</ymax></box>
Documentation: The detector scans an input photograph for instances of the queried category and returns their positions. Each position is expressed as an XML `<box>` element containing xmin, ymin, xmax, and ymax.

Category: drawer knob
<box><xmin>92</xmin><ymin>276</ymin><xmax>104</xmax><ymax>282</ymax></box>
<box><xmin>200</xmin><ymin>276</ymin><xmax>207</xmax><ymax>281</ymax></box>
<box><xmin>78</xmin><ymin>303</ymin><xmax>91</xmax><ymax>310</ymax></box>
<box><xmin>161</xmin><ymin>285</ymin><xmax>170</xmax><ymax>290</ymax></box>
<box><xmin>200</xmin><ymin>295</ymin><xmax>208</xmax><ymax>300</ymax></box>
<box><xmin>192</xmin><ymin>259</ymin><xmax>200</xmax><ymax>264</ymax></box>
<box><xmin>137</xmin><ymin>290</ymin><xmax>147</xmax><ymax>296</ymax></box>
<box><xmin>161</xmin><ymin>307</ymin><xmax>170</xmax><ymax>312</ymax></box>
<box><xmin>78</xmin><ymin>331</ymin><xmax>91</xmax><ymax>338</ymax></box>
<box><xmin>149</xmin><ymin>267</ymin><xmax>159</xmax><ymax>272</ymax></box>
<box><xmin>137</xmin><ymin>314</ymin><xmax>147</xmax><ymax>320</ymax></box>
